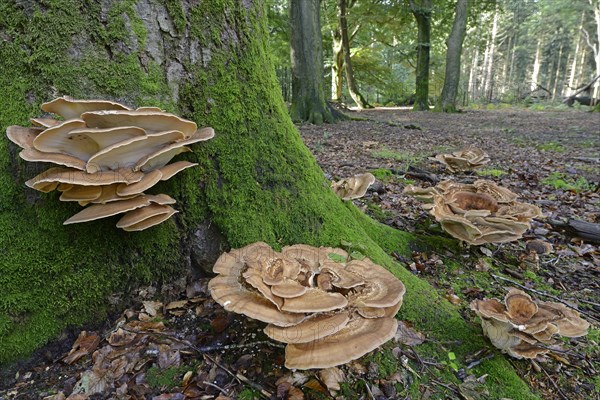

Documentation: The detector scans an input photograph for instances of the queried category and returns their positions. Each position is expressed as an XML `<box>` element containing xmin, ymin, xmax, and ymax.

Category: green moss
<box><xmin>370</xmin><ymin>168</ymin><xmax>394</xmax><ymax>182</ymax></box>
<box><xmin>164</xmin><ymin>0</ymin><xmax>187</xmax><ymax>34</ymax></box>
<box><xmin>146</xmin><ymin>365</ymin><xmax>193</xmax><ymax>390</ymax></box>
<box><xmin>476</xmin><ymin>168</ymin><xmax>507</xmax><ymax>178</ymax></box>
<box><xmin>541</xmin><ymin>172</ymin><xmax>596</xmax><ymax>193</ymax></box>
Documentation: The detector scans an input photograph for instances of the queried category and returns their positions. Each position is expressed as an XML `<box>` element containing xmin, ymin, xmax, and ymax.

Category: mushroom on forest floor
<box><xmin>6</xmin><ymin>96</ymin><xmax>215</xmax><ymax>231</ymax></box>
<box><xmin>404</xmin><ymin>180</ymin><xmax>542</xmax><ymax>245</ymax></box>
<box><xmin>332</xmin><ymin>173</ymin><xmax>376</xmax><ymax>200</ymax></box>
<box><xmin>431</xmin><ymin>146</ymin><xmax>490</xmax><ymax>173</ymax></box>
<box><xmin>470</xmin><ymin>288</ymin><xmax>589</xmax><ymax>359</ymax></box>
<box><xmin>208</xmin><ymin>242</ymin><xmax>405</xmax><ymax>369</ymax></box>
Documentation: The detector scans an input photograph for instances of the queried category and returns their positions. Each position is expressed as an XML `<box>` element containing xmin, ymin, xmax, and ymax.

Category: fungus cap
<box><xmin>81</xmin><ymin>110</ymin><xmax>197</xmax><ymax>137</ymax></box>
<box><xmin>41</xmin><ymin>96</ymin><xmax>130</xmax><ymax>120</ymax></box>
<box><xmin>332</xmin><ymin>173</ymin><xmax>376</xmax><ymax>200</ymax></box>
<box><xmin>284</xmin><ymin>317</ymin><xmax>398</xmax><ymax>369</ymax></box>
<box><xmin>264</xmin><ymin>312</ymin><xmax>350</xmax><ymax>344</ymax></box>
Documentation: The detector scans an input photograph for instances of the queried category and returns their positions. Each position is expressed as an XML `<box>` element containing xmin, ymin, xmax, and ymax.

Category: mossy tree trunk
<box><xmin>410</xmin><ymin>0</ymin><xmax>432</xmax><ymax>111</ymax></box>
<box><xmin>289</xmin><ymin>0</ymin><xmax>340</xmax><ymax>124</ymax></box>
<box><xmin>331</xmin><ymin>26</ymin><xmax>344</xmax><ymax>103</ymax></box>
<box><xmin>338</xmin><ymin>0</ymin><xmax>371</xmax><ymax>109</ymax></box>
<box><xmin>0</xmin><ymin>1</ymin><xmax>537</xmax><ymax>398</ymax></box>
<box><xmin>436</xmin><ymin>0</ymin><xmax>468</xmax><ymax>113</ymax></box>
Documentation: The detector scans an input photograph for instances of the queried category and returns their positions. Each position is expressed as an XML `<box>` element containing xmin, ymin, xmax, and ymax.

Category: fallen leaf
<box><xmin>318</xmin><ymin>367</ymin><xmax>345</xmax><ymax>393</ymax></box>
<box><xmin>63</xmin><ymin>331</ymin><xmax>101</xmax><ymax>364</ymax></box>
<box><xmin>142</xmin><ymin>301</ymin><xmax>163</xmax><ymax>317</ymax></box>
<box><xmin>394</xmin><ymin>321</ymin><xmax>425</xmax><ymax>346</ymax></box>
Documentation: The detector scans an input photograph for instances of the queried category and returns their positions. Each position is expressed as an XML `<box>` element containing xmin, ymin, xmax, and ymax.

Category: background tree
<box><xmin>436</xmin><ymin>0</ymin><xmax>469</xmax><ymax>112</ymax></box>
<box><xmin>409</xmin><ymin>0</ymin><xmax>433</xmax><ymax>110</ymax></box>
<box><xmin>289</xmin><ymin>0</ymin><xmax>339</xmax><ymax>123</ymax></box>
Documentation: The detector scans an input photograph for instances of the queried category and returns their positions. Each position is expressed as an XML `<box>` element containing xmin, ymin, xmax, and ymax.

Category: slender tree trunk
<box><xmin>500</xmin><ymin>33</ymin><xmax>513</xmax><ymax>96</ymax></box>
<box><xmin>338</xmin><ymin>0</ymin><xmax>370</xmax><ymax>109</ymax></box>
<box><xmin>568</xmin><ymin>11</ymin><xmax>586</xmax><ymax>95</ymax></box>
<box><xmin>552</xmin><ymin>42</ymin><xmax>564</xmax><ymax>100</ymax></box>
<box><xmin>484</xmin><ymin>8</ymin><xmax>499</xmax><ymax>101</ymax></box>
<box><xmin>469</xmin><ymin>47</ymin><xmax>480</xmax><ymax>102</ymax></box>
<box><xmin>531</xmin><ymin>40</ymin><xmax>543</xmax><ymax>91</ymax></box>
<box><xmin>410</xmin><ymin>0</ymin><xmax>432</xmax><ymax>111</ymax></box>
<box><xmin>289</xmin><ymin>0</ymin><xmax>338</xmax><ymax>123</ymax></box>
<box><xmin>436</xmin><ymin>0</ymin><xmax>468</xmax><ymax>112</ymax></box>
<box><xmin>331</xmin><ymin>26</ymin><xmax>344</xmax><ymax>103</ymax></box>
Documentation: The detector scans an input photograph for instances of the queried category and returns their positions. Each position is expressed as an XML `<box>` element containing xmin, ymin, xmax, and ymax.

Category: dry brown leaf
<box><xmin>394</xmin><ymin>321</ymin><xmax>425</xmax><ymax>346</ymax></box>
<box><xmin>165</xmin><ymin>299</ymin><xmax>189</xmax><ymax>310</ymax></box>
<box><xmin>63</xmin><ymin>331</ymin><xmax>101</xmax><ymax>364</ymax></box>
<box><xmin>303</xmin><ymin>378</ymin><xmax>328</xmax><ymax>395</ymax></box>
<box><xmin>318</xmin><ymin>367</ymin><xmax>345</xmax><ymax>393</ymax></box>
<box><xmin>288</xmin><ymin>386</ymin><xmax>304</xmax><ymax>400</ymax></box>
<box><xmin>142</xmin><ymin>300</ymin><xmax>163</xmax><ymax>317</ymax></box>
<box><xmin>107</xmin><ymin>328</ymin><xmax>137</xmax><ymax>347</ymax></box>
<box><xmin>158</xmin><ymin>344</ymin><xmax>181</xmax><ymax>369</ymax></box>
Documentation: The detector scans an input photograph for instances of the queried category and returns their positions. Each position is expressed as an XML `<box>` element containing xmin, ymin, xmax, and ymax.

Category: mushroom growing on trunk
<box><xmin>208</xmin><ymin>242</ymin><xmax>405</xmax><ymax>369</ymax></box>
<box><xmin>5</xmin><ymin>96</ymin><xmax>214</xmax><ymax>231</ymax></box>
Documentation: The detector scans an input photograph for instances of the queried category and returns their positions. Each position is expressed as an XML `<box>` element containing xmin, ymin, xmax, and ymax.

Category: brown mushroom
<box><xmin>19</xmin><ymin>148</ymin><xmax>87</xmax><ymax>170</ymax></box>
<box><xmin>116</xmin><ymin>169</ymin><xmax>163</xmax><ymax>196</ymax></box>
<box><xmin>6</xmin><ymin>125</ymin><xmax>44</xmax><ymax>149</ymax></box>
<box><xmin>284</xmin><ymin>316</ymin><xmax>398</xmax><ymax>369</ymax></box>
<box><xmin>69</xmin><ymin>126</ymin><xmax>146</xmax><ymax>149</ymax></box>
<box><xmin>116</xmin><ymin>203</ymin><xmax>177</xmax><ymax>231</ymax></box>
<box><xmin>157</xmin><ymin>161</ymin><xmax>198</xmax><ymax>181</ymax></box>
<box><xmin>63</xmin><ymin>194</ymin><xmax>175</xmax><ymax>225</ymax></box>
<box><xmin>25</xmin><ymin>167</ymin><xmax>144</xmax><ymax>192</ymax></box>
<box><xmin>59</xmin><ymin>185</ymin><xmax>102</xmax><ymax>202</ymax></box>
<box><xmin>121</xmin><ymin>207</ymin><xmax>178</xmax><ymax>231</ymax></box>
<box><xmin>30</xmin><ymin>118</ymin><xmax>61</xmax><ymax>128</ymax></box>
<box><xmin>81</xmin><ymin>110</ymin><xmax>197</xmax><ymax>137</ymax></box>
<box><xmin>470</xmin><ymin>289</ymin><xmax>589</xmax><ymax>359</ymax></box>
<box><xmin>264</xmin><ymin>312</ymin><xmax>350</xmax><ymax>344</ymax></box>
<box><xmin>332</xmin><ymin>173</ymin><xmax>376</xmax><ymax>200</ymax></box>
<box><xmin>41</xmin><ymin>96</ymin><xmax>130</xmax><ymax>120</ymax></box>
<box><xmin>32</xmin><ymin>119</ymin><xmax>99</xmax><ymax>160</ymax></box>
<box><xmin>431</xmin><ymin>146</ymin><xmax>490</xmax><ymax>173</ymax></box>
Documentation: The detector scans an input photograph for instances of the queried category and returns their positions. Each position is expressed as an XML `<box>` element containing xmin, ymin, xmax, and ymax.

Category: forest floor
<box><xmin>1</xmin><ymin>107</ymin><xmax>599</xmax><ymax>400</ymax></box>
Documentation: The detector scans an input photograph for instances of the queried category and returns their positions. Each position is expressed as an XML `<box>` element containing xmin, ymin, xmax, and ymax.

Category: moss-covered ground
<box><xmin>0</xmin><ymin>1</ymin><xmax>540</xmax><ymax>398</ymax></box>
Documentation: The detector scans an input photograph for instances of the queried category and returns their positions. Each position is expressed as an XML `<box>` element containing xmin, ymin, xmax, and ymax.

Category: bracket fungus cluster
<box><xmin>6</xmin><ymin>97</ymin><xmax>214</xmax><ymax>231</ymax></box>
<box><xmin>471</xmin><ymin>289</ymin><xmax>589</xmax><ymax>359</ymax></box>
<box><xmin>404</xmin><ymin>180</ymin><xmax>542</xmax><ymax>245</ymax></box>
<box><xmin>332</xmin><ymin>172</ymin><xmax>376</xmax><ymax>200</ymax></box>
<box><xmin>208</xmin><ymin>242</ymin><xmax>405</xmax><ymax>370</ymax></box>
<box><xmin>431</xmin><ymin>146</ymin><xmax>490</xmax><ymax>173</ymax></box>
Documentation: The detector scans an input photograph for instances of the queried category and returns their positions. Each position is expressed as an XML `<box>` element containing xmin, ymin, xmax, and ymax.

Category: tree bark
<box><xmin>0</xmin><ymin>3</ymin><xmax>544</xmax><ymax>397</ymax></box>
<box><xmin>331</xmin><ymin>26</ymin><xmax>344</xmax><ymax>102</ymax></box>
<box><xmin>484</xmin><ymin>8</ymin><xmax>499</xmax><ymax>101</ymax></box>
<box><xmin>436</xmin><ymin>0</ymin><xmax>468</xmax><ymax>113</ymax></box>
<box><xmin>338</xmin><ymin>0</ymin><xmax>371</xmax><ymax>109</ymax></box>
<box><xmin>531</xmin><ymin>40</ymin><xmax>543</xmax><ymax>91</ymax></box>
<box><xmin>410</xmin><ymin>0</ymin><xmax>432</xmax><ymax>111</ymax></box>
<box><xmin>289</xmin><ymin>0</ymin><xmax>338</xmax><ymax>123</ymax></box>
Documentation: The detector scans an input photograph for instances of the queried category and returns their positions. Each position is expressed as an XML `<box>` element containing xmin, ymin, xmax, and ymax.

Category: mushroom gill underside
<box><xmin>6</xmin><ymin>96</ymin><xmax>214</xmax><ymax>231</ymax></box>
<box><xmin>208</xmin><ymin>242</ymin><xmax>406</xmax><ymax>370</ymax></box>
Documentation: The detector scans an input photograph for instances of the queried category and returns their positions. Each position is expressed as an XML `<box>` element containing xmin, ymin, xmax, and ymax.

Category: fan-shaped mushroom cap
<box><xmin>116</xmin><ymin>203</ymin><xmax>175</xmax><ymax>229</ymax></box>
<box><xmin>285</xmin><ymin>317</ymin><xmax>398</xmax><ymax>369</ymax></box>
<box><xmin>116</xmin><ymin>169</ymin><xmax>163</xmax><ymax>196</ymax></box>
<box><xmin>507</xmin><ymin>343</ymin><xmax>549</xmax><ymax>359</ymax></box>
<box><xmin>134</xmin><ymin>127</ymin><xmax>214</xmax><ymax>172</ymax></box>
<box><xmin>63</xmin><ymin>194</ymin><xmax>174</xmax><ymax>225</ymax></box>
<box><xmin>25</xmin><ymin>167</ymin><xmax>144</xmax><ymax>192</ymax></box>
<box><xmin>450</xmin><ymin>192</ymin><xmax>499</xmax><ymax>212</ymax></box>
<box><xmin>242</xmin><ymin>268</ymin><xmax>284</xmax><ymax>309</ymax></box>
<box><xmin>30</xmin><ymin>118</ymin><xmax>61</xmax><ymax>128</ymax></box>
<box><xmin>209</xmin><ymin>274</ymin><xmax>306</xmax><ymax>327</ymax></box>
<box><xmin>525</xmin><ymin>240</ymin><xmax>553</xmax><ymax>255</ymax></box>
<box><xmin>81</xmin><ymin>110</ymin><xmax>197</xmax><ymax>137</ymax></box>
<box><xmin>59</xmin><ymin>185</ymin><xmax>102</xmax><ymax>202</ymax></box>
<box><xmin>69</xmin><ymin>126</ymin><xmax>146</xmax><ymax>149</ymax></box>
<box><xmin>473</xmin><ymin>180</ymin><xmax>518</xmax><ymax>203</ymax></box>
<box><xmin>32</xmin><ymin>120</ymin><xmax>99</xmax><ymax>160</ymax></box>
<box><xmin>281</xmin><ymin>289</ymin><xmax>347</xmax><ymax>313</ymax></box>
<box><xmin>271</xmin><ymin>280</ymin><xmax>308</xmax><ymax>298</ymax></box>
<box><xmin>470</xmin><ymin>298</ymin><xmax>510</xmax><ymax>322</ymax></box>
<box><xmin>158</xmin><ymin>161</ymin><xmax>198</xmax><ymax>181</ymax></box>
<box><xmin>265</xmin><ymin>312</ymin><xmax>350</xmax><ymax>344</ymax></box>
<box><xmin>86</xmin><ymin>184</ymin><xmax>139</xmax><ymax>205</ymax></box>
<box><xmin>536</xmin><ymin>302</ymin><xmax>590</xmax><ymax>337</ymax></box>
<box><xmin>136</xmin><ymin>106</ymin><xmax>163</xmax><ymax>112</ymax></box>
<box><xmin>332</xmin><ymin>173</ymin><xmax>376</xmax><ymax>200</ymax></box>
<box><xmin>319</xmin><ymin>262</ymin><xmax>365</xmax><ymax>289</ymax></box>
<box><xmin>122</xmin><ymin>207</ymin><xmax>178</xmax><ymax>231</ymax></box>
<box><xmin>431</xmin><ymin>146</ymin><xmax>490</xmax><ymax>173</ymax></box>
<box><xmin>86</xmin><ymin>130</ymin><xmax>186</xmax><ymax>173</ymax></box>
<box><xmin>19</xmin><ymin>148</ymin><xmax>87</xmax><ymax>170</ymax></box>
<box><xmin>505</xmin><ymin>289</ymin><xmax>538</xmax><ymax>325</ymax></box>
<box><xmin>41</xmin><ymin>97</ymin><xmax>130</xmax><ymax>120</ymax></box>
<box><xmin>6</xmin><ymin>126</ymin><xmax>44</xmax><ymax>149</ymax></box>
<box><xmin>345</xmin><ymin>259</ymin><xmax>406</xmax><ymax>308</ymax></box>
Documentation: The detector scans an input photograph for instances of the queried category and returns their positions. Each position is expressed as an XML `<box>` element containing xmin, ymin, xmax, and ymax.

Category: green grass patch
<box><xmin>541</xmin><ymin>172</ymin><xmax>596</xmax><ymax>192</ymax></box>
<box><xmin>370</xmin><ymin>168</ymin><xmax>394</xmax><ymax>182</ymax></box>
<box><xmin>476</xmin><ymin>169</ymin><xmax>507</xmax><ymax>178</ymax></box>
<box><xmin>370</xmin><ymin>146</ymin><xmax>424</xmax><ymax>166</ymax></box>
<box><xmin>535</xmin><ymin>142</ymin><xmax>565</xmax><ymax>152</ymax></box>
<box><xmin>146</xmin><ymin>365</ymin><xmax>194</xmax><ymax>390</ymax></box>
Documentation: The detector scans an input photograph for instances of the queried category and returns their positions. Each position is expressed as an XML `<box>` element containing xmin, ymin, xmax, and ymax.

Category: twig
<box><xmin>363</xmin><ymin>380</ymin><xmax>376</xmax><ymax>400</ymax></box>
<box><xmin>197</xmin><ymin>341</ymin><xmax>284</xmax><ymax>352</ymax></box>
<box><xmin>430</xmin><ymin>379</ymin><xmax>461</xmax><ymax>396</ymax></box>
<box><xmin>490</xmin><ymin>274</ymin><xmax>600</xmax><ymax>324</ymax></box>
<box><xmin>202</xmin><ymin>381</ymin><xmax>229</xmax><ymax>396</ymax></box>
<box><xmin>203</xmin><ymin>353</ymin><xmax>272</xmax><ymax>399</ymax></box>
<box><xmin>537</xmin><ymin>361</ymin><xmax>570</xmax><ymax>400</ymax></box>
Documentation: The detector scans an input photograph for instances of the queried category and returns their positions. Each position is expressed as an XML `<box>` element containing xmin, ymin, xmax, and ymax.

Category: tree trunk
<box><xmin>436</xmin><ymin>0</ymin><xmax>468</xmax><ymax>113</ymax></box>
<box><xmin>338</xmin><ymin>0</ymin><xmax>370</xmax><ymax>109</ymax></box>
<box><xmin>410</xmin><ymin>0</ymin><xmax>432</xmax><ymax>111</ymax></box>
<box><xmin>289</xmin><ymin>0</ymin><xmax>338</xmax><ymax>123</ymax></box>
<box><xmin>567</xmin><ymin>11</ymin><xmax>586</xmax><ymax>95</ymax></box>
<box><xmin>484</xmin><ymin>8</ymin><xmax>499</xmax><ymax>101</ymax></box>
<box><xmin>0</xmin><ymin>2</ymin><xmax>541</xmax><ymax>397</ymax></box>
<box><xmin>331</xmin><ymin>26</ymin><xmax>344</xmax><ymax>103</ymax></box>
<box><xmin>551</xmin><ymin>42</ymin><xmax>564</xmax><ymax>100</ymax></box>
<box><xmin>531</xmin><ymin>40</ymin><xmax>543</xmax><ymax>91</ymax></box>
<box><xmin>468</xmin><ymin>46</ymin><xmax>480</xmax><ymax>102</ymax></box>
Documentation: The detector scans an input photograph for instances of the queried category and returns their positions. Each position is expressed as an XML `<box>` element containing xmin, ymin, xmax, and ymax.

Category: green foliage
<box><xmin>541</xmin><ymin>172</ymin><xmax>596</xmax><ymax>193</ymax></box>
<box><xmin>238</xmin><ymin>388</ymin><xmax>261</xmax><ymax>400</ymax></box>
<box><xmin>370</xmin><ymin>146</ymin><xmax>424</xmax><ymax>166</ymax></box>
<box><xmin>476</xmin><ymin>168</ymin><xmax>507</xmax><ymax>177</ymax></box>
<box><xmin>370</xmin><ymin>168</ymin><xmax>394</xmax><ymax>182</ymax></box>
<box><xmin>535</xmin><ymin>141</ymin><xmax>565</xmax><ymax>152</ymax></box>
<box><xmin>146</xmin><ymin>365</ymin><xmax>193</xmax><ymax>390</ymax></box>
